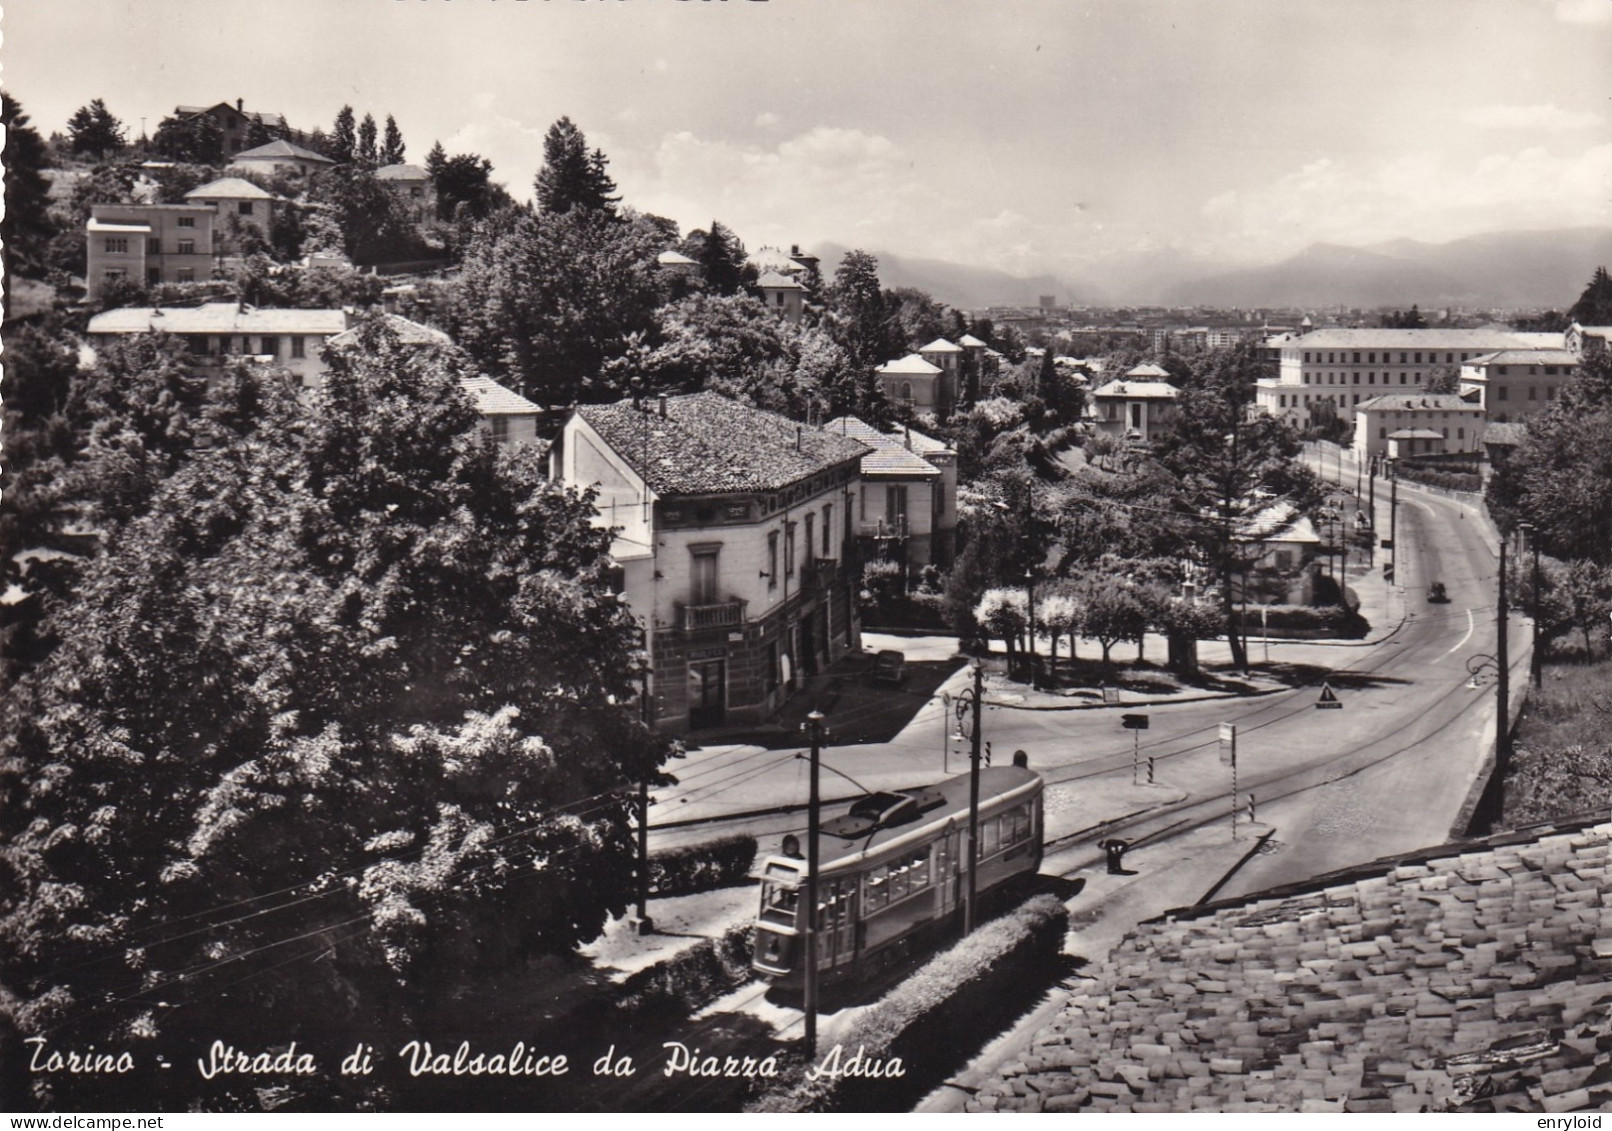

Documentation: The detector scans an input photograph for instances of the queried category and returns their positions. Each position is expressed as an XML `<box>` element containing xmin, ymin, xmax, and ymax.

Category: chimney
<box><xmin>631</xmin><ymin>377</ymin><xmax>643</xmax><ymax>411</ymax></box>
<box><xmin>904</xmin><ymin>424</ymin><xmax>912</xmax><ymax>450</ymax></box>
<box><xmin>237</xmin><ymin>98</ymin><xmax>244</xmax><ymax>113</ymax></box>
<box><xmin>795</xmin><ymin>425</ymin><xmax>803</xmax><ymax>452</ymax></box>
<box><xmin>657</xmin><ymin>393</ymin><xmax>668</xmax><ymax>418</ymax></box>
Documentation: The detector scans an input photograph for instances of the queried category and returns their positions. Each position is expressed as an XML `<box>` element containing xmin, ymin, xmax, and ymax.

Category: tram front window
<box><xmin>760</xmin><ymin>882</ymin><xmax>800</xmax><ymax>927</ymax></box>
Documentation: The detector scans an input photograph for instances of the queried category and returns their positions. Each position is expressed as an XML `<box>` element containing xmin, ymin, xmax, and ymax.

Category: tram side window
<box><xmin>909</xmin><ymin>847</ymin><xmax>932</xmax><ymax>891</ymax></box>
<box><xmin>981</xmin><ymin>816</ymin><xmax>1002</xmax><ymax>856</ymax></box>
<box><xmin>1004</xmin><ymin>804</ymin><xmax>1031</xmax><ymax>845</ymax></box>
<box><xmin>762</xmin><ymin>883</ymin><xmax>799</xmax><ymax>927</ymax></box>
<box><xmin>865</xmin><ymin>865</ymin><xmax>889</xmax><ymax>911</ymax></box>
<box><xmin>890</xmin><ymin>860</ymin><xmax>911</xmax><ymax>902</ymax></box>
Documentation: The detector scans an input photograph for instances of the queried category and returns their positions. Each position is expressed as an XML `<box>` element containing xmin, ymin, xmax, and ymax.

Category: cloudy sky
<box><xmin>6</xmin><ymin>0</ymin><xmax>1610</xmax><ymax>284</ymax></box>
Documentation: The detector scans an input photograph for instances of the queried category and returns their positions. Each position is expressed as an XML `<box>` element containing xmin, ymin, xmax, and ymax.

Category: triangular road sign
<box><xmin>1316</xmin><ymin>681</ymin><xmax>1343</xmax><ymax>709</ymax></box>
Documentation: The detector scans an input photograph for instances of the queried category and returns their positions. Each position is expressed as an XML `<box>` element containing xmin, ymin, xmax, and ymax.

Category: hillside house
<box><xmin>551</xmin><ymin>391</ymin><xmax>869</xmax><ymax>733</ymax></box>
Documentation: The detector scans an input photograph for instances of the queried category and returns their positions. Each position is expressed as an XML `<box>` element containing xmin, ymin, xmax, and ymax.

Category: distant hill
<box><xmin>1160</xmin><ymin>228</ymin><xmax>1612</xmax><ymax>310</ymax></box>
<box><xmin>810</xmin><ymin>242</ymin><xmax>1104</xmax><ymax>310</ymax></box>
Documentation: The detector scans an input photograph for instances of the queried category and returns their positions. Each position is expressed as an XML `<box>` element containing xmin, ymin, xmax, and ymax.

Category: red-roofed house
<box><xmin>553</xmin><ymin>392</ymin><xmax>870</xmax><ymax>732</ymax></box>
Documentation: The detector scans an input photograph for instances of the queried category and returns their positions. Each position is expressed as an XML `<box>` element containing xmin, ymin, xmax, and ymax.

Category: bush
<box><xmin>612</xmin><ymin>921</ymin><xmax>754</xmax><ymax>1020</ymax></box>
<box><xmin>1395</xmin><ymin>464</ymin><xmax>1481</xmax><ymax>493</ymax></box>
<box><xmin>647</xmin><ymin>834</ymin><xmax>757</xmax><ymax>897</ymax></box>
<box><xmin>748</xmin><ymin>894</ymin><xmax>1069</xmax><ymax>1113</ymax></box>
<box><xmin>1249</xmin><ymin>602</ymin><xmax>1366</xmax><ymax>638</ymax></box>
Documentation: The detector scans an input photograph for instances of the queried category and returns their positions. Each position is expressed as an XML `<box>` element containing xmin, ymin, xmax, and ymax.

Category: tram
<box><xmin>750</xmin><ymin>761</ymin><xmax>1045</xmax><ymax>985</ymax></box>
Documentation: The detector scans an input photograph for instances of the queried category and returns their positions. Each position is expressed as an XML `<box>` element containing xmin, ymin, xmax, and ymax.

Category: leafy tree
<box><xmin>0</xmin><ymin>321</ymin><xmax>84</xmax><ymax>682</ymax></box>
<box><xmin>431</xmin><ymin>152</ymin><xmax>501</xmax><ymax>221</ymax></box>
<box><xmin>381</xmin><ymin>114</ymin><xmax>406</xmax><ymax>166</ymax></box>
<box><xmin>606</xmin><ymin>292</ymin><xmax>841</xmax><ymax>421</ymax></box>
<box><xmin>447</xmin><ymin>207</ymin><xmax>664</xmax><ymax>406</ymax></box>
<box><xmin>332</xmin><ymin>104</ymin><xmax>357</xmax><ymax>162</ymax></box>
<box><xmin>2</xmin><ymin>92</ymin><xmax>54</xmax><ymax>281</ymax></box>
<box><xmin>534</xmin><ymin>116</ymin><xmax>618</xmax><ymax>217</ymax></box>
<box><xmin>147</xmin><ymin>162</ymin><xmax>217</xmax><ymax>204</ymax></box>
<box><xmin>886</xmin><ymin>288</ymin><xmax>948</xmax><ymax>352</ymax></box>
<box><xmin>66</xmin><ymin>98</ymin><xmax>125</xmax><ymax>159</ymax></box>
<box><xmin>357</xmin><ymin>112</ymin><xmax>378</xmax><ymax>166</ymax></box>
<box><xmin>1495</xmin><ymin>347</ymin><xmax>1612</xmax><ymax>565</ymax></box>
<box><xmin>685</xmin><ymin>220</ymin><xmax>748</xmax><ymax>295</ymax></box>
<box><xmin>829</xmin><ymin>250</ymin><xmax>893</xmax><ymax>370</ymax></box>
<box><xmin>1424</xmin><ymin>364</ymin><xmax>1461</xmax><ymax>395</ymax></box>
<box><xmin>150</xmin><ymin>112</ymin><xmax>224</xmax><ymax>165</ymax></box>
<box><xmin>425</xmin><ymin>139</ymin><xmax>447</xmax><ymax>179</ymax></box>
<box><xmin>1153</xmin><ymin>340</ymin><xmax>1304</xmax><ymax>669</ymax></box>
<box><xmin>1568</xmin><ymin>266</ymin><xmax>1612</xmax><ymax>327</ymax></box>
<box><xmin>56</xmin><ymin>333</ymin><xmax>210</xmax><ymax>532</ymax></box>
<box><xmin>243</xmin><ymin>115</ymin><xmax>273</xmax><ymax>151</ymax></box>
<box><xmin>1077</xmin><ymin>568</ymin><xmax>1149</xmax><ymax>666</ymax></box>
<box><xmin>0</xmin><ymin>323</ymin><xmax>668</xmax><ymax>1106</ymax></box>
<box><xmin>310</xmin><ymin>167</ymin><xmax>426</xmax><ymax>265</ymax></box>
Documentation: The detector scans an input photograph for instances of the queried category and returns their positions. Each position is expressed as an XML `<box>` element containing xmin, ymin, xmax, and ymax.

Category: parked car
<box><xmin>1428</xmin><ymin>582</ymin><xmax>1449</xmax><ymax>603</ymax></box>
<box><xmin>872</xmin><ymin>649</ymin><xmax>907</xmax><ymax>686</ymax></box>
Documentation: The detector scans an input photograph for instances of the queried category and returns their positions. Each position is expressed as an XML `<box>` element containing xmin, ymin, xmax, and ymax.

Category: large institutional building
<box><xmin>1254</xmin><ymin>328</ymin><xmax>1560</xmax><ymax>426</ymax></box>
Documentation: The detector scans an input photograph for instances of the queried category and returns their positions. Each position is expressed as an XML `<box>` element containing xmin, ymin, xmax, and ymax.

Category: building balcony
<box><xmin>858</xmin><ymin>517</ymin><xmax>908</xmax><ymax>539</ymax></box>
<box><xmin>800</xmin><ymin>557</ymin><xmax>839</xmax><ymax>593</ymax></box>
<box><xmin>677</xmin><ymin>599</ymin><xmax>747</xmax><ymax>632</ymax></box>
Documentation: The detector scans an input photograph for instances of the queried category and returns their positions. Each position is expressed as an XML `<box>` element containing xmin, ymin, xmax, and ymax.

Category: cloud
<box><xmin>1198</xmin><ymin>144</ymin><xmax>1612</xmax><ymax>258</ymax></box>
<box><xmin>755</xmin><ymin>111</ymin><xmax>780</xmax><ymax>128</ymax></box>
<box><xmin>1461</xmin><ymin>102</ymin><xmax>1604</xmax><ymax>132</ymax></box>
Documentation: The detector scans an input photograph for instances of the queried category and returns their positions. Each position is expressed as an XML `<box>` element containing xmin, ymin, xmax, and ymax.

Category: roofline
<box><xmin>1153</xmin><ymin>807</ymin><xmax>1612</xmax><ymax>925</ymax></box>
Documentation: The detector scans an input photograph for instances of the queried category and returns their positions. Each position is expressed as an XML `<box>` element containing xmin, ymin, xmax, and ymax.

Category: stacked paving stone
<box><xmin>971</xmin><ymin>823</ymin><xmax>1612</xmax><ymax>1112</ymax></box>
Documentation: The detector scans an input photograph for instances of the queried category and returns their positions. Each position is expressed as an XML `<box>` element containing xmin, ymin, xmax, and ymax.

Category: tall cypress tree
<box><xmin>357</xmin><ymin>112</ymin><xmax>378</xmax><ymax>166</ymax></box>
<box><xmin>381</xmin><ymin>114</ymin><xmax>406</xmax><ymax>166</ymax></box>
<box><xmin>534</xmin><ymin>117</ymin><xmax>618</xmax><ymax>216</ymax></box>
<box><xmin>331</xmin><ymin>105</ymin><xmax>357</xmax><ymax>163</ymax></box>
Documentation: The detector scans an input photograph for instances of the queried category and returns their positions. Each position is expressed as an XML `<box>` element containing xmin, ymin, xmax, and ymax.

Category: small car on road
<box><xmin>1428</xmin><ymin>582</ymin><xmax>1450</xmax><ymax>603</ymax></box>
<box><xmin>872</xmin><ymin>649</ymin><xmax>907</xmax><ymax>686</ymax></box>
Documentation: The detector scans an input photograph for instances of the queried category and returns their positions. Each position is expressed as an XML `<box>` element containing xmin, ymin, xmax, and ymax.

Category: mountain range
<box><xmin>811</xmin><ymin>228</ymin><xmax>1612</xmax><ymax>312</ymax></box>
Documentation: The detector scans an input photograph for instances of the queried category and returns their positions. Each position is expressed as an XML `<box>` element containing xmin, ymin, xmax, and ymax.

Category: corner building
<box><xmin>552</xmin><ymin>392</ymin><xmax>870</xmax><ymax>733</ymax></box>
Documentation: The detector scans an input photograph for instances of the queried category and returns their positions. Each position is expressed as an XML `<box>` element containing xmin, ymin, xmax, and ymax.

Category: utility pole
<box><xmin>1388</xmin><ymin>463</ymin><xmax>1399</xmax><ymax>584</ymax></box>
<box><xmin>1521</xmin><ymin>523</ymin><xmax>1543</xmax><ymax>688</ymax></box>
<box><xmin>965</xmin><ymin>662</ymin><xmax>983</xmax><ymax>934</ymax></box>
<box><xmin>1497</xmin><ymin>541</ymin><xmax>1510</xmax><ymax>764</ymax></box>
<box><xmin>803</xmin><ymin>710</ymin><xmax>824</xmax><ymax>1057</ymax></box>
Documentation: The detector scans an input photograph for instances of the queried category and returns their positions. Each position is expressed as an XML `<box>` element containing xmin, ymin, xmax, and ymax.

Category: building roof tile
<box><xmin>877</xmin><ymin>354</ymin><xmax>943</xmax><ymax>375</ymax></box>
<box><xmin>325</xmin><ymin>313</ymin><xmax>450</xmax><ymax>349</ymax></box>
<box><xmin>460</xmin><ymin>375</ymin><xmax>541</xmax><ymax>416</ymax></box>
<box><xmin>1355</xmin><ymin>394</ymin><xmax>1476</xmax><ymax>412</ymax></box>
<box><xmin>88</xmin><ymin>303</ymin><xmax>348</xmax><ymax>336</ymax></box>
<box><xmin>375</xmin><ymin>163</ymin><xmax>429</xmax><ymax>181</ymax></box>
<box><xmin>756</xmin><ymin>270</ymin><xmax>805</xmax><ymax>289</ymax></box>
<box><xmin>185</xmin><ymin>177</ymin><xmax>275</xmax><ymax>201</ymax></box>
<box><xmin>972</xmin><ymin>815</ymin><xmax>1612</xmax><ymax>1113</ymax></box>
<box><xmin>230</xmin><ymin>139</ymin><xmax>335</xmax><ymax>164</ymax></box>
<box><xmin>919</xmin><ymin>337</ymin><xmax>962</xmax><ymax>354</ymax></box>
<box><xmin>576</xmin><ymin>391</ymin><xmax>868</xmax><ymax>497</ymax></box>
<box><xmin>822</xmin><ymin>416</ymin><xmax>941</xmax><ymax>477</ymax></box>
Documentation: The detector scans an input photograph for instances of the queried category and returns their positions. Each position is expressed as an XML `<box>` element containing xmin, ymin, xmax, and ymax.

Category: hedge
<box><xmin>647</xmin><ymin>834</ymin><xmax>758</xmax><ymax>897</ymax></box>
<box><xmin>861</xmin><ymin>590</ymin><xmax>950</xmax><ymax>632</ymax></box>
<box><xmin>1395</xmin><ymin>466</ymin><xmax>1482</xmax><ymax>493</ymax></box>
<box><xmin>612</xmin><ymin>920</ymin><xmax>755</xmax><ymax>1021</ymax></box>
<box><xmin>747</xmin><ymin>894</ymin><xmax>1070</xmax><ymax>1113</ymax></box>
<box><xmin>1245</xmin><ymin>602</ymin><xmax>1367</xmax><ymax>638</ymax></box>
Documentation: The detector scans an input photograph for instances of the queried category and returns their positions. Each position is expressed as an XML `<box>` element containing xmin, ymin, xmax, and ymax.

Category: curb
<box><xmin>1192</xmin><ymin>827</ymin><xmax>1278</xmax><ymax>907</ymax></box>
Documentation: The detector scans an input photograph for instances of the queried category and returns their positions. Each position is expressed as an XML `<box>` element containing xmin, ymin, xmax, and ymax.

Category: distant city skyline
<box><xmin>5</xmin><ymin>0</ymin><xmax>1609</xmax><ymax>285</ymax></box>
